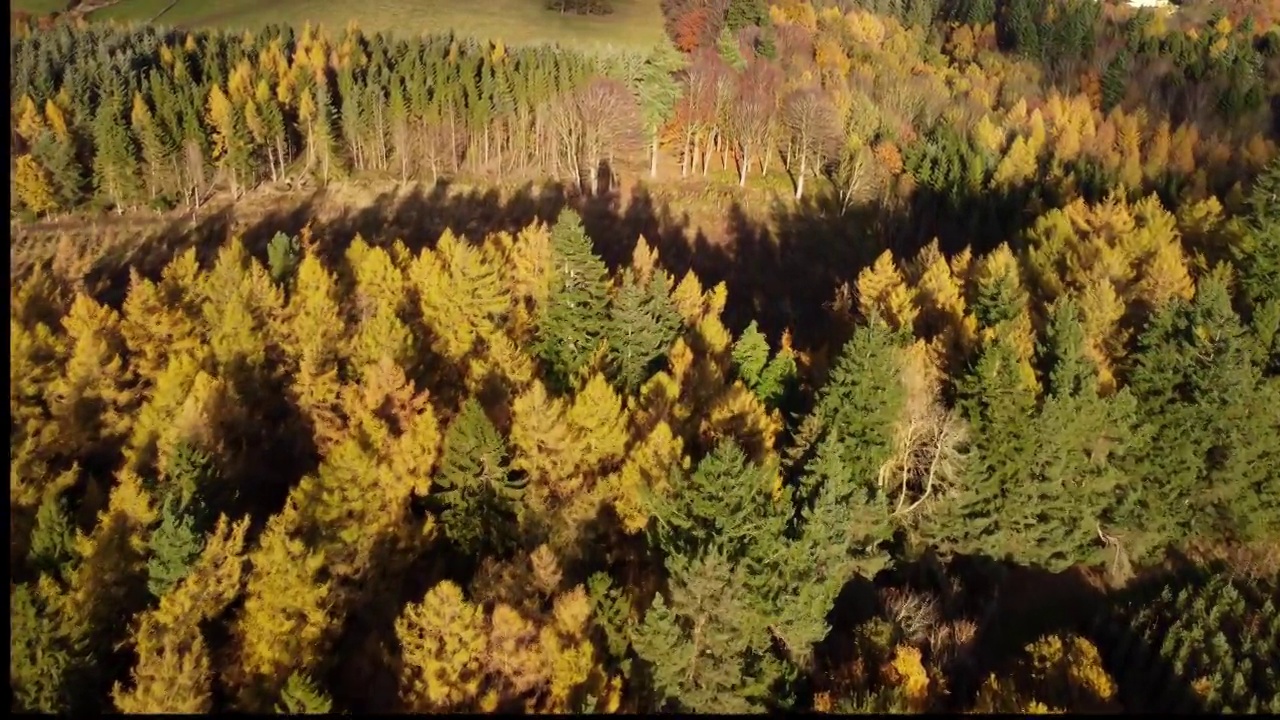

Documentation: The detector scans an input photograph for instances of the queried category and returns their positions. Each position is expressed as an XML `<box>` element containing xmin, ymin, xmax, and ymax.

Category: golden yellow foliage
<box><xmin>233</xmin><ymin>504</ymin><xmax>332</xmax><ymax>706</ymax></box>
<box><xmin>671</xmin><ymin>270</ymin><xmax>706</xmax><ymax>325</ymax></box>
<box><xmin>15</xmin><ymin>154</ymin><xmax>58</xmax><ymax>216</ymax></box>
<box><xmin>343</xmin><ymin>240</ymin><xmax>416</xmax><ymax>375</ymax></box>
<box><xmin>114</xmin><ymin>516</ymin><xmax>250</xmax><ymax>714</ymax></box>
<box><xmin>47</xmin><ymin>294</ymin><xmax>136</xmax><ymax>454</ymax></box>
<box><xmin>65</xmin><ymin>470</ymin><xmax>156</xmax><ymax>645</ymax></box>
<box><xmin>881</xmin><ymin>644</ymin><xmax>931</xmax><ymax>712</ymax></box>
<box><xmin>397</xmin><ymin>580</ymin><xmax>489</xmax><ymax>711</ymax></box>
<box><xmin>510</xmin><ymin>380</ymin><xmax>574</xmax><ymax>506</ymax></box>
<box><xmin>564</xmin><ymin>373</ymin><xmax>629</xmax><ymax>485</ymax></box>
<box><xmin>857</xmin><ymin>250</ymin><xmax>919</xmax><ymax>332</ymax></box>
<box><xmin>607</xmin><ymin>420</ymin><xmax>685</xmax><ymax>534</ymax></box>
<box><xmin>973</xmin><ymin>634</ymin><xmax>1118</xmax><ymax>713</ymax></box>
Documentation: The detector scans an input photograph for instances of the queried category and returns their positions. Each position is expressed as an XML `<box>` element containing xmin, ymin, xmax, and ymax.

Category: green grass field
<box><xmin>11</xmin><ymin>0</ymin><xmax>70</xmax><ymax>15</ymax></box>
<box><xmin>13</xmin><ymin>0</ymin><xmax>666</xmax><ymax>51</ymax></box>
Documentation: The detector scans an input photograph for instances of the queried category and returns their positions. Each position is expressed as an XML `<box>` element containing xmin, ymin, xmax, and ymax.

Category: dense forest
<box><xmin>9</xmin><ymin>0</ymin><xmax>1280</xmax><ymax>715</ymax></box>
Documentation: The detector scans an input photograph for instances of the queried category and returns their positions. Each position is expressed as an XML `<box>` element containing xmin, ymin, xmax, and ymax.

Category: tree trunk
<box><xmin>796</xmin><ymin>151</ymin><xmax>807</xmax><ymax>200</ymax></box>
<box><xmin>739</xmin><ymin>148</ymin><xmax>750</xmax><ymax>187</ymax></box>
<box><xmin>650</xmin><ymin>135</ymin><xmax>659</xmax><ymax>179</ymax></box>
<box><xmin>682</xmin><ymin>129</ymin><xmax>692</xmax><ymax>177</ymax></box>
<box><xmin>449</xmin><ymin>113</ymin><xmax>458</xmax><ymax>172</ymax></box>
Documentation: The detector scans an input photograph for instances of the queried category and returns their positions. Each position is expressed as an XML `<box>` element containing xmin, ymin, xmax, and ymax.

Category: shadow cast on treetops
<box><xmin>87</xmin><ymin>172</ymin><xmax>1048</xmax><ymax>357</ymax></box>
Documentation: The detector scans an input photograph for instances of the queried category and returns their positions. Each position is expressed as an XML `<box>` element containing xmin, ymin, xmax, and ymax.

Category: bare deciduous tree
<box><xmin>878</xmin><ymin>349</ymin><xmax>969</xmax><ymax>519</ymax></box>
<box><xmin>782</xmin><ymin>86</ymin><xmax>839</xmax><ymax>200</ymax></box>
<box><xmin>730</xmin><ymin>59</ymin><xmax>780</xmax><ymax>187</ymax></box>
<box><xmin>552</xmin><ymin>77</ymin><xmax>643</xmax><ymax>194</ymax></box>
<box><xmin>676</xmin><ymin>49</ymin><xmax>728</xmax><ymax>177</ymax></box>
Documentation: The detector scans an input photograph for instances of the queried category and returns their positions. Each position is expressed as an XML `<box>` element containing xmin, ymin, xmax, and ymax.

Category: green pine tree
<box><xmin>146</xmin><ymin>495</ymin><xmax>205</xmax><ymax>599</ymax></box>
<box><xmin>1121</xmin><ymin>274</ymin><xmax>1280</xmax><ymax>558</ymax></box>
<box><xmin>636</xmin><ymin>38</ymin><xmax>685</xmax><ymax>178</ymax></box>
<box><xmin>787</xmin><ymin>320</ymin><xmax>905</xmax><ymax>487</ymax></box>
<box><xmin>716</xmin><ymin>28</ymin><xmax>747</xmax><ymax>71</ymax></box>
<box><xmin>587</xmin><ymin>571</ymin><xmax>637</xmax><ymax>669</ymax></box>
<box><xmin>433</xmin><ymin>399</ymin><xmax>522</xmax><ymax>556</ymax></box>
<box><xmin>534</xmin><ymin>209</ymin><xmax>614</xmax><ymax>391</ymax></box>
<box><xmin>1030</xmin><ymin>298</ymin><xmax>1140</xmax><ymax>569</ymax></box>
<box><xmin>725</xmin><ymin>0</ymin><xmax>770</xmax><ymax>31</ymax></box>
<box><xmin>647</xmin><ymin>439</ymin><xmax>787</xmax><ymax>564</ymax></box>
<box><xmin>33</xmin><ymin>130</ymin><xmax>85</xmax><ymax>211</ymax></box>
<box><xmin>267</xmin><ymin>232</ymin><xmax>301</xmax><ymax>285</ymax></box>
<box><xmin>754</xmin><ymin>348</ymin><xmax>797</xmax><ymax>410</ymax></box>
<box><xmin>1234</xmin><ymin>159</ymin><xmax>1280</xmax><ymax>313</ymax></box>
<box><xmin>611</xmin><ymin>268</ymin><xmax>682</xmax><ymax>393</ymax></box>
<box><xmin>28</xmin><ymin>492</ymin><xmax>78</xmax><ymax>580</ymax></box>
<box><xmin>91</xmin><ymin>93</ymin><xmax>142</xmax><ymax>212</ymax></box>
<box><xmin>632</xmin><ymin>551</ymin><xmax>780</xmax><ymax>714</ymax></box>
<box><xmin>732</xmin><ymin>321</ymin><xmax>771</xmax><ymax>389</ymax></box>
<box><xmin>773</xmin><ymin>430</ymin><xmax>895</xmax><ymax>663</ymax></box>
<box><xmin>926</xmin><ymin>333</ymin><xmax>1041</xmax><ymax>563</ymax></box>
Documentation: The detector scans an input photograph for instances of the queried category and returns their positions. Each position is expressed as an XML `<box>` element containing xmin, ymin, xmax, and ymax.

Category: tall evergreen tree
<box><xmin>1120</xmin><ymin>275</ymin><xmax>1280</xmax><ymax>558</ymax></box>
<box><xmin>91</xmin><ymin>94</ymin><xmax>142</xmax><ymax>212</ymax></box>
<box><xmin>534</xmin><ymin>210</ymin><xmax>614</xmax><ymax>391</ymax></box>
<box><xmin>632</xmin><ymin>551</ymin><xmax>783</xmax><ymax>713</ymax></box>
<box><xmin>926</xmin><ymin>332</ymin><xmax>1042</xmax><ymax>563</ymax></box>
<box><xmin>1030</xmin><ymin>299</ymin><xmax>1139</xmax><ymax>569</ymax></box>
<box><xmin>610</xmin><ymin>267</ymin><xmax>682</xmax><ymax>393</ymax></box>
<box><xmin>1234</xmin><ymin>159</ymin><xmax>1280</xmax><ymax>314</ymax></box>
<box><xmin>433</xmin><ymin>399</ymin><xmax>522</xmax><ymax>556</ymax></box>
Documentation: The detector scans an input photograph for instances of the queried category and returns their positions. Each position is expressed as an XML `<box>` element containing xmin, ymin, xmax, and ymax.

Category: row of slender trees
<box><xmin>10</xmin><ymin>0</ymin><xmax>1278</xmax><ymax>218</ymax></box>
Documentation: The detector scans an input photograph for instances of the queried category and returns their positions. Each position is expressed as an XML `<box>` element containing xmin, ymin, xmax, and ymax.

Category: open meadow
<box><xmin>13</xmin><ymin>0</ymin><xmax>666</xmax><ymax>50</ymax></box>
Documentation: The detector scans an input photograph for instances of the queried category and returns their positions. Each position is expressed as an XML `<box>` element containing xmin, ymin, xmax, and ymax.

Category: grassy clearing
<box><xmin>11</xmin><ymin>0</ymin><xmax>73</xmax><ymax>15</ymax></box>
<box><xmin>81</xmin><ymin>0</ymin><xmax>665</xmax><ymax>50</ymax></box>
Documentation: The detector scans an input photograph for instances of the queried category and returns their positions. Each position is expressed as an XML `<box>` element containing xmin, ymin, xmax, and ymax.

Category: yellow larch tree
<box><xmin>973</xmin><ymin>634</ymin><xmax>1118</xmax><ymax>713</ymax></box>
<box><xmin>122</xmin><ymin>351</ymin><xmax>215</xmax><ymax>474</ymax></box>
<box><xmin>857</xmin><ymin>250</ymin><xmax>919</xmax><ymax>332</ymax></box>
<box><xmin>489</xmin><ymin>221</ymin><xmax>554</xmax><ymax>340</ymax></box>
<box><xmin>10</xmin><ymin>270</ymin><xmax>68</xmax><ymax>506</ymax></box>
<box><xmin>670</xmin><ymin>270</ymin><xmax>707</xmax><ymax>326</ymax></box>
<box><xmin>120</xmin><ymin>264</ymin><xmax>208</xmax><ymax>383</ymax></box>
<box><xmin>199</xmin><ymin>239</ymin><xmax>285</xmax><ymax>384</ymax></box>
<box><xmin>343</xmin><ymin>237</ymin><xmax>415</xmax><ymax>374</ymax></box>
<box><xmin>1076</xmin><ymin>275</ymin><xmax>1128</xmax><ymax>394</ymax></box>
<box><xmin>278</xmin><ymin>251</ymin><xmax>348</xmax><ymax>450</ymax></box>
<box><xmin>485</xmin><ymin>602</ymin><xmax>548</xmax><ymax>708</ymax></box>
<box><xmin>65</xmin><ymin>470</ymin><xmax>157</xmax><ymax>659</ymax></box>
<box><xmin>463</xmin><ymin>328</ymin><xmax>537</xmax><ymax>399</ymax></box>
<box><xmin>396</xmin><ymin>580</ymin><xmax>490</xmax><ymax>712</ymax></box>
<box><xmin>15</xmin><ymin>154</ymin><xmax>58</xmax><ymax>217</ymax></box>
<box><xmin>535</xmin><ymin>586</ymin><xmax>602</xmax><ymax>713</ymax></box>
<box><xmin>16</xmin><ymin>93</ymin><xmax>46</xmax><ymax>144</ymax></box>
<box><xmin>510</xmin><ymin>379</ymin><xmax>575</xmax><ymax>509</ymax></box>
<box><xmin>970</xmin><ymin>245</ymin><xmax>1037</xmax><ymax>392</ymax></box>
<box><xmin>231</xmin><ymin>502</ymin><xmax>332</xmax><ymax>711</ymax></box>
<box><xmin>564</xmin><ymin>373</ymin><xmax>629</xmax><ymax>491</ymax></box>
<box><xmin>113</xmin><ymin>516</ymin><xmax>250</xmax><ymax>714</ymax></box>
<box><xmin>310</xmin><ymin>359</ymin><xmax>438</xmax><ymax>559</ymax></box>
<box><xmin>908</xmin><ymin>240</ymin><xmax>977</xmax><ymax>376</ymax></box>
<box><xmin>411</xmin><ymin>238</ymin><xmax>473</xmax><ymax>362</ymax></box>
<box><xmin>46</xmin><ymin>293</ymin><xmax>136</xmax><ymax>457</ymax></box>
<box><xmin>605</xmin><ymin>419</ymin><xmax>687</xmax><ymax>534</ymax></box>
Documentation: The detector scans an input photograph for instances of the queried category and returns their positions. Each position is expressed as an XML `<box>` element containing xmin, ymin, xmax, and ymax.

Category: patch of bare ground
<box><xmin>10</xmin><ymin>172</ymin><xmax>779</xmax><ymax>307</ymax></box>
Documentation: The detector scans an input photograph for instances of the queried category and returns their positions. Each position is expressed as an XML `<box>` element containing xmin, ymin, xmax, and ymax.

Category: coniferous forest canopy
<box><xmin>8</xmin><ymin>0</ymin><xmax>1280</xmax><ymax>714</ymax></box>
